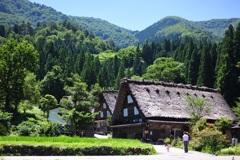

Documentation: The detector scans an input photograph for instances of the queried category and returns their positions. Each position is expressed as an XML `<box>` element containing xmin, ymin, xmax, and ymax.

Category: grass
<box><xmin>220</xmin><ymin>144</ymin><xmax>240</xmax><ymax>155</ymax></box>
<box><xmin>0</xmin><ymin>136</ymin><xmax>153</xmax><ymax>149</ymax></box>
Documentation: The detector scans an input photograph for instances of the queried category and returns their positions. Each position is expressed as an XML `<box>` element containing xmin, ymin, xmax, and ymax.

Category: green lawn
<box><xmin>0</xmin><ymin>136</ymin><xmax>156</xmax><ymax>155</ymax></box>
<box><xmin>0</xmin><ymin>136</ymin><xmax>153</xmax><ymax>149</ymax></box>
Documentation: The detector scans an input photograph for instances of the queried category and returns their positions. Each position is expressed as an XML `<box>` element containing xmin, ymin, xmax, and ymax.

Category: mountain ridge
<box><xmin>0</xmin><ymin>0</ymin><xmax>240</xmax><ymax>47</ymax></box>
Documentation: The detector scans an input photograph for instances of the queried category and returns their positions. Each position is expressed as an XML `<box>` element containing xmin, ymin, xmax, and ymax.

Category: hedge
<box><xmin>0</xmin><ymin>145</ymin><xmax>153</xmax><ymax>156</ymax></box>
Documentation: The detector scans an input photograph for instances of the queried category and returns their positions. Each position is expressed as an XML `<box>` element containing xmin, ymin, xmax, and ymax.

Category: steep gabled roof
<box><xmin>102</xmin><ymin>90</ymin><xmax>118</xmax><ymax>113</ymax></box>
<box><xmin>113</xmin><ymin>79</ymin><xmax>238</xmax><ymax>122</ymax></box>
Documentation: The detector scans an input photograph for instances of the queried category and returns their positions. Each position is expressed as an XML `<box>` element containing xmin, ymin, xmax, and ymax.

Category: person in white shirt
<box><xmin>182</xmin><ymin>131</ymin><xmax>189</xmax><ymax>153</ymax></box>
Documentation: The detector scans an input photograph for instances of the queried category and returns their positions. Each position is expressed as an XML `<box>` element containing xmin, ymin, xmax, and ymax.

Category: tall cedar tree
<box><xmin>185</xmin><ymin>38</ymin><xmax>195</xmax><ymax>84</ymax></box>
<box><xmin>197</xmin><ymin>41</ymin><xmax>214</xmax><ymax>87</ymax></box>
<box><xmin>233</xmin><ymin>23</ymin><xmax>240</xmax><ymax>99</ymax></box>
<box><xmin>115</xmin><ymin>61</ymin><xmax>125</xmax><ymax>89</ymax></box>
<box><xmin>81</xmin><ymin>54</ymin><xmax>96</xmax><ymax>88</ymax></box>
<box><xmin>133</xmin><ymin>52</ymin><xmax>142</xmax><ymax>76</ymax></box>
<box><xmin>216</xmin><ymin>25</ymin><xmax>238</xmax><ymax>105</ymax></box>
<box><xmin>188</xmin><ymin>48</ymin><xmax>199</xmax><ymax>85</ymax></box>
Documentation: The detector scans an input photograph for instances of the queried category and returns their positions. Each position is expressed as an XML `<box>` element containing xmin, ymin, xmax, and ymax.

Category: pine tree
<box><xmin>115</xmin><ymin>61</ymin><xmax>125</xmax><ymax>89</ymax></box>
<box><xmin>233</xmin><ymin>23</ymin><xmax>240</xmax><ymax>100</ymax></box>
<box><xmin>185</xmin><ymin>39</ymin><xmax>195</xmax><ymax>84</ymax></box>
<box><xmin>0</xmin><ymin>25</ymin><xmax>5</xmax><ymax>37</ymax></box>
<box><xmin>112</xmin><ymin>55</ymin><xmax>119</xmax><ymax>78</ymax></box>
<box><xmin>197</xmin><ymin>41</ymin><xmax>214</xmax><ymax>87</ymax></box>
<box><xmin>93</xmin><ymin>56</ymin><xmax>101</xmax><ymax>80</ymax></box>
<box><xmin>81</xmin><ymin>54</ymin><xmax>95</xmax><ymax>87</ymax></box>
<box><xmin>187</xmin><ymin>49</ymin><xmax>199</xmax><ymax>85</ymax></box>
<box><xmin>133</xmin><ymin>52</ymin><xmax>141</xmax><ymax>76</ymax></box>
<box><xmin>216</xmin><ymin>24</ymin><xmax>236</xmax><ymax>105</ymax></box>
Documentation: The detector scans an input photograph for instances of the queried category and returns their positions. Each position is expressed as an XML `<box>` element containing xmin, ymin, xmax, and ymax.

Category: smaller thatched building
<box><xmin>111</xmin><ymin>79</ymin><xmax>238</xmax><ymax>143</ymax></box>
<box><xmin>94</xmin><ymin>90</ymin><xmax>118</xmax><ymax>135</ymax></box>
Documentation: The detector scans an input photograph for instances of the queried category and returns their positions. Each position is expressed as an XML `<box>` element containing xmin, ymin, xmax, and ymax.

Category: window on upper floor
<box><xmin>123</xmin><ymin>108</ymin><xmax>128</xmax><ymax>117</ymax></box>
<box><xmin>100</xmin><ymin>111</ymin><xmax>104</xmax><ymax>118</ymax></box>
<box><xmin>103</xmin><ymin>103</ymin><xmax>107</xmax><ymax>109</ymax></box>
<box><xmin>127</xmin><ymin>95</ymin><xmax>133</xmax><ymax>104</ymax></box>
<box><xmin>107</xmin><ymin>110</ymin><xmax>111</xmax><ymax>117</ymax></box>
<box><xmin>134</xmin><ymin>106</ymin><xmax>139</xmax><ymax>115</ymax></box>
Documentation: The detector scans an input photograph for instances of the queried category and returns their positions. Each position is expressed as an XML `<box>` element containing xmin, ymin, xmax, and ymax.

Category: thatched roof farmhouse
<box><xmin>111</xmin><ymin>78</ymin><xmax>238</xmax><ymax>142</ymax></box>
<box><xmin>94</xmin><ymin>90</ymin><xmax>118</xmax><ymax>134</ymax></box>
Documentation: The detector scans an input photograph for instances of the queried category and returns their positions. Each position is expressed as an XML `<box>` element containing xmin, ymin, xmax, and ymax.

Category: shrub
<box><xmin>15</xmin><ymin>119</ymin><xmax>38</xmax><ymax>136</ymax></box>
<box><xmin>193</xmin><ymin>118</ymin><xmax>207</xmax><ymax>131</ymax></box>
<box><xmin>220</xmin><ymin>144</ymin><xmax>240</xmax><ymax>155</ymax></box>
<box><xmin>215</xmin><ymin>117</ymin><xmax>232</xmax><ymax>133</ymax></box>
<box><xmin>164</xmin><ymin>137</ymin><xmax>171</xmax><ymax>144</ymax></box>
<box><xmin>221</xmin><ymin>147</ymin><xmax>235</xmax><ymax>155</ymax></box>
<box><xmin>12</xmin><ymin>118</ymin><xmax>60</xmax><ymax>136</ymax></box>
<box><xmin>0</xmin><ymin>123</ymin><xmax>8</xmax><ymax>136</ymax></box>
<box><xmin>190</xmin><ymin>127</ymin><xmax>228</xmax><ymax>153</ymax></box>
<box><xmin>171</xmin><ymin>138</ymin><xmax>183</xmax><ymax>148</ymax></box>
<box><xmin>44</xmin><ymin>122</ymin><xmax>60</xmax><ymax>136</ymax></box>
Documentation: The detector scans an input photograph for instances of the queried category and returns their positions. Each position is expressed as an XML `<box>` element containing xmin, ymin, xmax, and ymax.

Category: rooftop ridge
<box><xmin>121</xmin><ymin>78</ymin><xmax>220</xmax><ymax>93</ymax></box>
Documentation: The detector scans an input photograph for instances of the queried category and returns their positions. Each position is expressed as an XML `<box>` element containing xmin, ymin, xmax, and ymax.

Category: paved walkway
<box><xmin>1</xmin><ymin>145</ymin><xmax>240</xmax><ymax>160</ymax></box>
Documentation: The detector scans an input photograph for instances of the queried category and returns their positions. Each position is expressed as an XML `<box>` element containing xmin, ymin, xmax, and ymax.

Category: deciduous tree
<box><xmin>186</xmin><ymin>95</ymin><xmax>210</xmax><ymax>125</ymax></box>
<box><xmin>143</xmin><ymin>57</ymin><xmax>184</xmax><ymax>83</ymax></box>
<box><xmin>0</xmin><ymin>39</ymin><xmax>38</xmax><ymax>112</ymax></box>
<box><xmin>40</xmin><ymin>65</ymin><xmax>65</xmax><ymax>102</ymax></box>
<box><xmin>40</xmin><ymin>94</ymin><xmax>58</xmax><ymax>118</ymax></box>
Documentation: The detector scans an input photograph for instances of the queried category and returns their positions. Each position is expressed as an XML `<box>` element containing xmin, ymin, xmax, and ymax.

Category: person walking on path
<box><xmin>182</xmin><ymin>131</ymin><xmax>189</xmax><ymax>153</ymax></box>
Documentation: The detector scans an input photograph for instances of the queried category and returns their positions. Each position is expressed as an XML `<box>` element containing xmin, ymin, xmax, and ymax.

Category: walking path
<box><xmin>2</xmin><ymin>145</ymin><xmax>240</xmax><ymax>160</ymax></box>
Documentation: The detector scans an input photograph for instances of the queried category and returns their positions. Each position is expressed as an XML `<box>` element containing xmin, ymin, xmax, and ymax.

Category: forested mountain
<box><xmin>136</xmin><ymin>16</ymin><xmax>240</xmax><ymax>43</ymax></box>
<box><xmin>69</xmin><ymin>16</ymin><xmax>138</xmax><ymax>48</ymax></box>
<box><xmin>0</xmin><ymin>0</ymin><xmax>240</xmax><ymax>48</ymax></box>
<box><xmin>0</xmin><ymin>0</ymin><xmax>68</xmax><ymax>25</ymax></box>
<box><xmin>136</xmin><ymin>16</ymin><xmax>209</xmax><ymax>42</ymax></box>
<box><xmin>196</xmin><ymin>18</ymin><xmax>240</xmax><ymax>38</ymax></box>
<box><xmin>0</xmin><ymin>0</ymin><xmax>137</xmax><ymax>48</ymax></box>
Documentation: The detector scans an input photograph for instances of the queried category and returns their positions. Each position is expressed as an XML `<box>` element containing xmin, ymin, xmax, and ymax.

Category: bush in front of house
<box><xmin>215</xmin><ymin>117</ymin><xmax>232</xmax><ymax>133</ymax></box>
<box><xmin>171</xmin><ymin>137</ymin><xmax>183</xmax><ymax>148</ymax></box>
<box><xmin>220</xmin><ymin>144</ymin><xmax>240</xmax><ymax>155</ymax></box>
<box><xmin>190</xmin><ymin>126</ymin><xmax>228</xmax><ymax>153</ymax></box>
<box><xmin>192</xmin><ymin>118</ymin><xmax>207</xmax><ymax>132</ymax></box>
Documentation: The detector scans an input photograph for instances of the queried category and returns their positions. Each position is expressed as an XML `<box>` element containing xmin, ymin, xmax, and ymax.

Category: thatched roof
<box><xmin>114</xmin><ymin>79</ymin><xmax>238</xmax><ymax>122</ymax></box>
<box><xmin>101</xmin><ymin>90</ymin><xmax>118</xmax><ymax>113</ymax></box>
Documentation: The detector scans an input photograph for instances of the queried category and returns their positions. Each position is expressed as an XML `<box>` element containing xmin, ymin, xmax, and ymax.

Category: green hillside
<box><xmin>136</xmin><ymin>16</ymin><xmax>240</xmax><ymax>43</ymax></box>
<box><xmin>0</xmin><ymin>0</ymin><xmax>240</xmax><ymax>47</ymax></box>
<box><xmin>70</xmin><ymin>16</ymin><xmax>138</xmax><ymax>48</ymax></box>
<box><xmin>0</xmin><ymin>0</ymin><xmax>137</xmax><ymax>47</ymax></box>
<box><xmin>0</xmin><ymin>0</ymin><xmax>68</xmax><ymax>24</ymax></box>
<box><xmin>195</xmin><ymin>18</ymin><xmax>240</xmax><ymax>38</ymax></box>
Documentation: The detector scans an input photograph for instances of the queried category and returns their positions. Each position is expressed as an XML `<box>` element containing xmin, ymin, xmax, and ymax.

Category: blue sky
<box><xmin>29</xmin><ymin>0</ymin><xmax>240</xmax><ymax>31</ymax></box>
